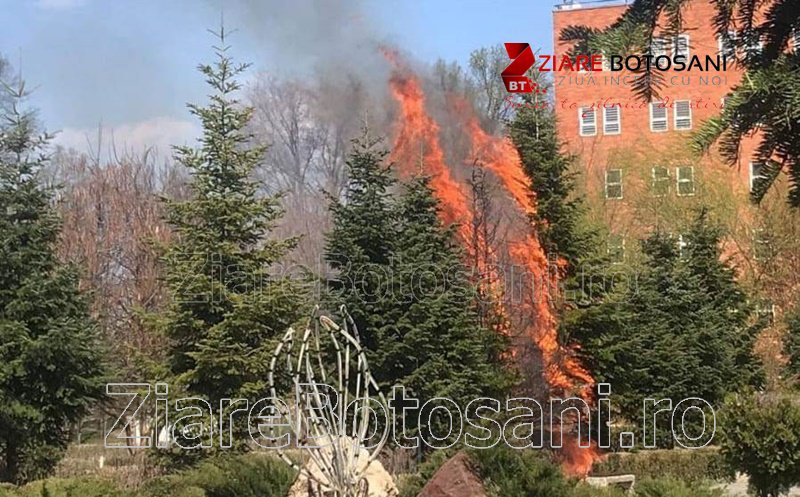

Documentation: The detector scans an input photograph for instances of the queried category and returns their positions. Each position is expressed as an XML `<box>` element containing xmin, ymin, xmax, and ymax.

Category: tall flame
<box><xmin>462</xmin><ymin>107</ymin><xmax>594</xmax><ymax>396</ymax></box>
<box><xmin>383</xmin><ymin>50</ymin><xmax>597</xmax><ymax>476</ymax></box>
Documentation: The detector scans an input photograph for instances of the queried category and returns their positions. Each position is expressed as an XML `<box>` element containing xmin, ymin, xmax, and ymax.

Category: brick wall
<box><xmin>551</xmin><ymin>0</ymin><xmax>766</xmax><ymax>258</ymax></box>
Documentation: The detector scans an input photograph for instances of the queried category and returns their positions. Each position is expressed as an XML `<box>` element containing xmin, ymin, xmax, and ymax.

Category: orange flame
<box><xmin>460</xmin><ymin>104</ymin><xmax>594</xmax><ymax>396</ymax></box>
<box><xmin>383</xmin><ymin>50</ymin><xmax>598</xmax><ymax>475</ymax></box>
<box><xmin>459</xmin><ymin>102</ymin><xmax>598</xmax><ymax>475</ymax></box>
<box><xmin>561</xmin><ymin>436</ymin><xmax>600</xmax><ymax>477</ymax></box>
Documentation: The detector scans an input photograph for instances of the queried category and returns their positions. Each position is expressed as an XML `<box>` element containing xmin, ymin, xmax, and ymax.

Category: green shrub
<box><xmin>633</xmin><ymin>477</ymin><xmax>723</xmax><ymax>497</ymax></box>
<box><xmin>590</xmin><ymin>448</ymin><xmax>732</xmax><ymax>483</ymax></box>
<box><xmin>571</xmin><ymin>483</ymin><xmax>628</xmax><ymax>497</ymax></box>
<box><xmin>13</xmin><ymin>478</ymin><xmax>133</xmax><ymax>497</ymax></box>
<box><xmin>139</xmin><ymin>453</ymin><xmax>296</xmax><ymax>497</ymax></box>
<box><xmin>469</xmin><ymin>446</ymin><xmax>572</xmax><ymax>497</ymax></box>
<box><xmin>719</xmin><ymin>392</ymin><xmax>800</xmax><ymax>497</ymax></box>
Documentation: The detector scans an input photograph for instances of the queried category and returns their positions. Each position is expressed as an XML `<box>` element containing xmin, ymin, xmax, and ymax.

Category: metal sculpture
<box><xmin>268</xmin><ymin>306</ymin><xmax>389</xmax><ymax>497</ymax></box>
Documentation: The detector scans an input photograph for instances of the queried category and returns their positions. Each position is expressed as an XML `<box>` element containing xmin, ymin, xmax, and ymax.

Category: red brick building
<box><xmin>551</xmin><ymin>0</ymin><xmax>776</xmax><ymax>263</ymax></box>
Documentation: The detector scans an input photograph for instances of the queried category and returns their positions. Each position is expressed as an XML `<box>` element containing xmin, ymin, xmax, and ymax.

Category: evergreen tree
<box><xmin>157</xmin><ymin>30</ymin><xmax>303</xmax><ymax>457</ymax></box>
<box><xmin>387</xmin><ymin>176</ymin><xmax>510</xmax><ymax>411</ymax></box>
<box><xmin>324</xmin><ymin>135</ymin><xmax>397</xmax><ymax>355</ymax></box>
<box><xmin>569</xmin><ymin>209</ymin><xmax>763</xmax><ymax>444</ymax></box>
<box><xmin>785</xmin><ymin>303</ymin><xmax>800</xmax><ymax>381</ymax></box>
<box><xmin>562</xmin><ymin>0</ymin><xmax>800</xmax><ymax>206</ymax></box>
<box><xmin>508</xmin><ymin>74</ymin><xmax>593</xmax><ymax>271</ymax></box>
<box><xmin>325</xmin><ymin>139</ymin><xmax>510</xmax><ymax>441</ymax></box>
<box><xmin>0</xmin><ymin>80</ymin><xmax>105</xmax><ymax>483</ymax></box>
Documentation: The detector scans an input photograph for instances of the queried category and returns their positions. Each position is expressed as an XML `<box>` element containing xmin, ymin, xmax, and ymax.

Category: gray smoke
<box><xmin>215</xmin><ymin>0</ymin><xmax>393</xmax><ymax>86</ymax></box>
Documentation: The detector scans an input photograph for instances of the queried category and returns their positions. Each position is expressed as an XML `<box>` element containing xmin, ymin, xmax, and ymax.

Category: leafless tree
<box><xmin>51</xmin><ymin>144</ymin><xmax>183</xmax><ymax>381</ymax></box>
<box><xmin>468</xmin><ymin>44</ymin><xmax>512</xmax><ymax>129</ymax></box>
<box><xmin>247</xmin><ymin>73</ymin><xmax>369</xmax><ymax>266</ymax></box>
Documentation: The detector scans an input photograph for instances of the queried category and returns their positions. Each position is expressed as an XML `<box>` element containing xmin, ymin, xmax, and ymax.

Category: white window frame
<box><xmin>677</xmin><ymin>234</ymin><xmax>689</xmax><ymax>258</ymax></box>
<box><xmin>605</xmin><ymin>168</ymin><xmax>623</xmax><ymax>200</ymax></box>
<box><xmin>601</xmin><ymin>54</ymin><xmax>611</xmax><ymax>72</ymax></box>
<box><xmin>649</xmin><ymin>102</ymin><xmax>668</xmax><ymax>132</ymax></box>
<box><xmin>718</xmin><ymin>30</ymin><xmax>737</xmax><ymax>58</ymax></box>
<box><xmin>652</xmin><ymin>166</ymin><xmax>670</xmax><ymax>196</ymax></box>
<box><xmin>749</xmin><ymin>161</ymin><xmax>767</xmax><ymax>192</ymax></box>
<box><xmin>607</xmin><ymin>235</ymin><xmax>625</xmax><ymax>264</ymax></box>
<box><xmin>756</xmin><ymin>300</ymin><xmax>776</xmax><ymax>324</ymax></box>
<box><xmin>674</xmin><ymin>100</ymin><xmax>692</xmax><ymax>130</ymax></box>
<box><xmin>676</xmin><ymin>166</ymin><xmax>695</xmax><ymax>197</ymax></box>
<box><xmin>579</xmin><ymin>107</ymin><xmax>597</xmax><ymax>137</ymax></box>
<box><xmin>744</xmin><ymin>34</ymin><xmax>763</xmax><ymax>57</ymax></box>
<box><xmin>603</xmin><ymin>105</ymin><xmax>621</xmax><ymax>135</ymax></box>
<box><xmin>753</xmin><ymin>228</ymin><xmax>771</xmax><ymax>262</ymax></box>
<box><xmin>651</xmin><ymin>37</ymin><xmax>668</xmax><ymax>58</ymax></box>
<box><xmin>673</xmin><ymin>34</ymin><xmax>690</xmax><ymax>59</ymax></box>
<box><xmin>793</xmin><ymin>30</ymin><xmax>800</xmax><ymax>53</ymax></box>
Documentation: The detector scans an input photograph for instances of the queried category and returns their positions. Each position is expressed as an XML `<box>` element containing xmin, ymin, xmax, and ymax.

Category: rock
<box><xmin>287</xmin><ymin>437</ymin><xmax>398</xmax><ymax>497</ymax></box>
<box><xmin>417</xmin><ymin>452</ymin><xmax>487</xmax><ymax>497</ymax></box>
<box><xmin>584</xmin><ymin>474</ymin><xmax>636</xmax><ymax>493</ymax></box>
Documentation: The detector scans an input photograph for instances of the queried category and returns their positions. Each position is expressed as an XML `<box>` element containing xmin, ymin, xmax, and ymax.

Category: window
<box><xmin>753</xmin><ymin>228</ymin><xmax>771</xmax><ymax>262</ymax></box>
<box><xmin>650</xmin><ymin>102</ymin><xmax>668</xmax><ymax>132</ymax></box>
<box><xmin>756</xmin><ymin>300</ymin><xmax>775</xmax><ymax>325</ymax></box>
<box><xmin>579</xmin><ymin>107</ymin><xmax>597</xmax><ymax>136</ymax></box>
<box><xmin>743</xmin><ymin>33</ymin><xmax>763</xmax><ymax>57</ymax></box>
<box><xmin>674</xmin><ymin>100</ymin><xmax>692</xmax><ymax>130</ymax></box>
<box><xmin>673</xmin><ymin>34</ymin><xmax>690</xmax><ymax>59</ymax></box>
<box><xmin>652</xmin><ymin>166</ymin><xmax>670</xmax><ymax>196</ymax></box>
<box><xmin>677</xmin><ymin>234</ymin><xmax>689</xmax><ymax>258</ymax></box>
<box><xmin>793</xmin><ymin>30</ymin><xmax>800</xmax><ymax>52</ymax></box>
<box><xmin>601</xmin><ymin>54</ymin><xmax>611</xmax><ymax>72</ymax></box>
<box><xmin>603</xmin><ymin>105</ymin><xmax>621</xmax><ymax>135</ymax></box>
<box><xmin>605</xmin><ymin>169</ymin><xmax>623</xmax><ymax>199</ymax></box>
<box><xmin>718</xmin><ymin>30</ymin><xmax>737</xmax><ymax>58</ymax></box>
<box><xmin>607</xmin><ymin>235</ymin><xmax>625</xmax><ymax>263</ymax></box>
<box><xmin>676</xmin><ymin>166</ymin><xmax>695</xmax><ymax>196</ymax></box>
<box><xmin>650</xmin><ymin>37</ymin><xmax>668</xmax><ymax>58</ymax></box>
<box><xmin>750</xmin><ymin>162</ymin><xmax>767</xmax><ymax>193</ymax></box>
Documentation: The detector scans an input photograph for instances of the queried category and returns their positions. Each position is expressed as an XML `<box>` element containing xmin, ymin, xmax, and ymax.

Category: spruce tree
<box><xmin>324</xmin><ymin>135</ymin><xmax>397</xmax><ymax>355</ymax></box>
<box><xmin>569</xmin><ymin>209</ymin><xmax>763</xmax><ymax>445</ymax></box>
<box><xmin>785</xmin><ymin>304</ymin><xmax>800</xmax><ymax>381</ymax></box>
<box><xmin>388</xmin><ymin>176</ymin><xmax>510</xmax><ymax>411</ymax></box>
<box><xmin>325</xmin><ymin>141</ymin><xmax>510</xmax><ymax>441</ymax></box>
<box><xmin>157</xmin><ymin>30</ymin><xmax>303</xmax><ymax>457</ymax></box>
<box><xmin>508</xmin><ymin>75</ymin><xmax>593</xmax><ymax>270</ymax></box>
<box><xmin>0</xmin><ymin>80</ymin><xmax>105</xmax><ymax>483</ymax></box>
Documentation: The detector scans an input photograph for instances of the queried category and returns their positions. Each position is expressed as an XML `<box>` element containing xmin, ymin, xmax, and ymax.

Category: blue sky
<box><xmin>0</xmin><ymin>0</ymin><xmax>553</xmax><ymax>152</ymax></box>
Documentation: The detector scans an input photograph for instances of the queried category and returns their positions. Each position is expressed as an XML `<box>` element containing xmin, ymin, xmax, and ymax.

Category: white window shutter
<box><xmin>673</xmin><ymin>34</ymin><xmax>690</xmax><ymax>59</ymax></box>
<box><xmin>603</xmin><ymin>106</ymin><xmax>621</xmax><ymax>135</ymax></box>
<box><xmin>674</xmin><ymin>100</ymin><xmax>692</xmax><ymax>130</ymax></box>
<box><xmin>579</xmin><ymin>107</ymin><xmax>597</xmax><ymax>136</ymax></box>
<box><xmin>650</xmin><ymin>102</ymin><xmax>668</xmax><ymax>132</ymax></box>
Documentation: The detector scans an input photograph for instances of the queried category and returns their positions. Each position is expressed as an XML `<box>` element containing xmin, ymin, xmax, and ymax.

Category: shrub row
<box><xmin>590</xmin><ymin>448</ymin><xmax>733</xmax><ymax>483</ymax></box>
<box><xmin>0</xmin><ymin>453</ymin><xmax>296</xmax><ymax>497</ymax></box>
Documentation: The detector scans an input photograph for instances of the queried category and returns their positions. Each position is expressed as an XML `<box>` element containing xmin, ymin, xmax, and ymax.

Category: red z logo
<box><xmin>502</xmin><ymin>43</ymin><xmax>535</xmax><ymax>93</ymax></box>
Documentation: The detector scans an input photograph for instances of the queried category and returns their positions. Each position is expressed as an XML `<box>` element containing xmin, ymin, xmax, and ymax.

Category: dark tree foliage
<box><xmin>785</xmin><ymin>303</ymin><xmax>800</xmax><ymax>380</ymax></box>
<box><xmin>508</xmin><ymin>74</ymin><xmax>595</xmax><ymax>272</ymax></box>
<box><xmin>0</xmin><ymin>80</ymin><xmax>105</xmax><ymax>483</ymax></box>
<box><xmin>562</xmin><ymin>0</ymin><xmax>800</xmax><ymax>206</ymax></box>
<box><xmin>156</xmin><ymin>31</ymin><xmax>303</xmax><ymax>460</ymax></box>
<box><xmin>568</xmin><ymin>209</ymin><xmax>763</xmax><ymax>443</ymax></box>
<box><xmin>325</xmin><ymin>137</ymin><xmax>511</xmax><ymax>441</ymax></box>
